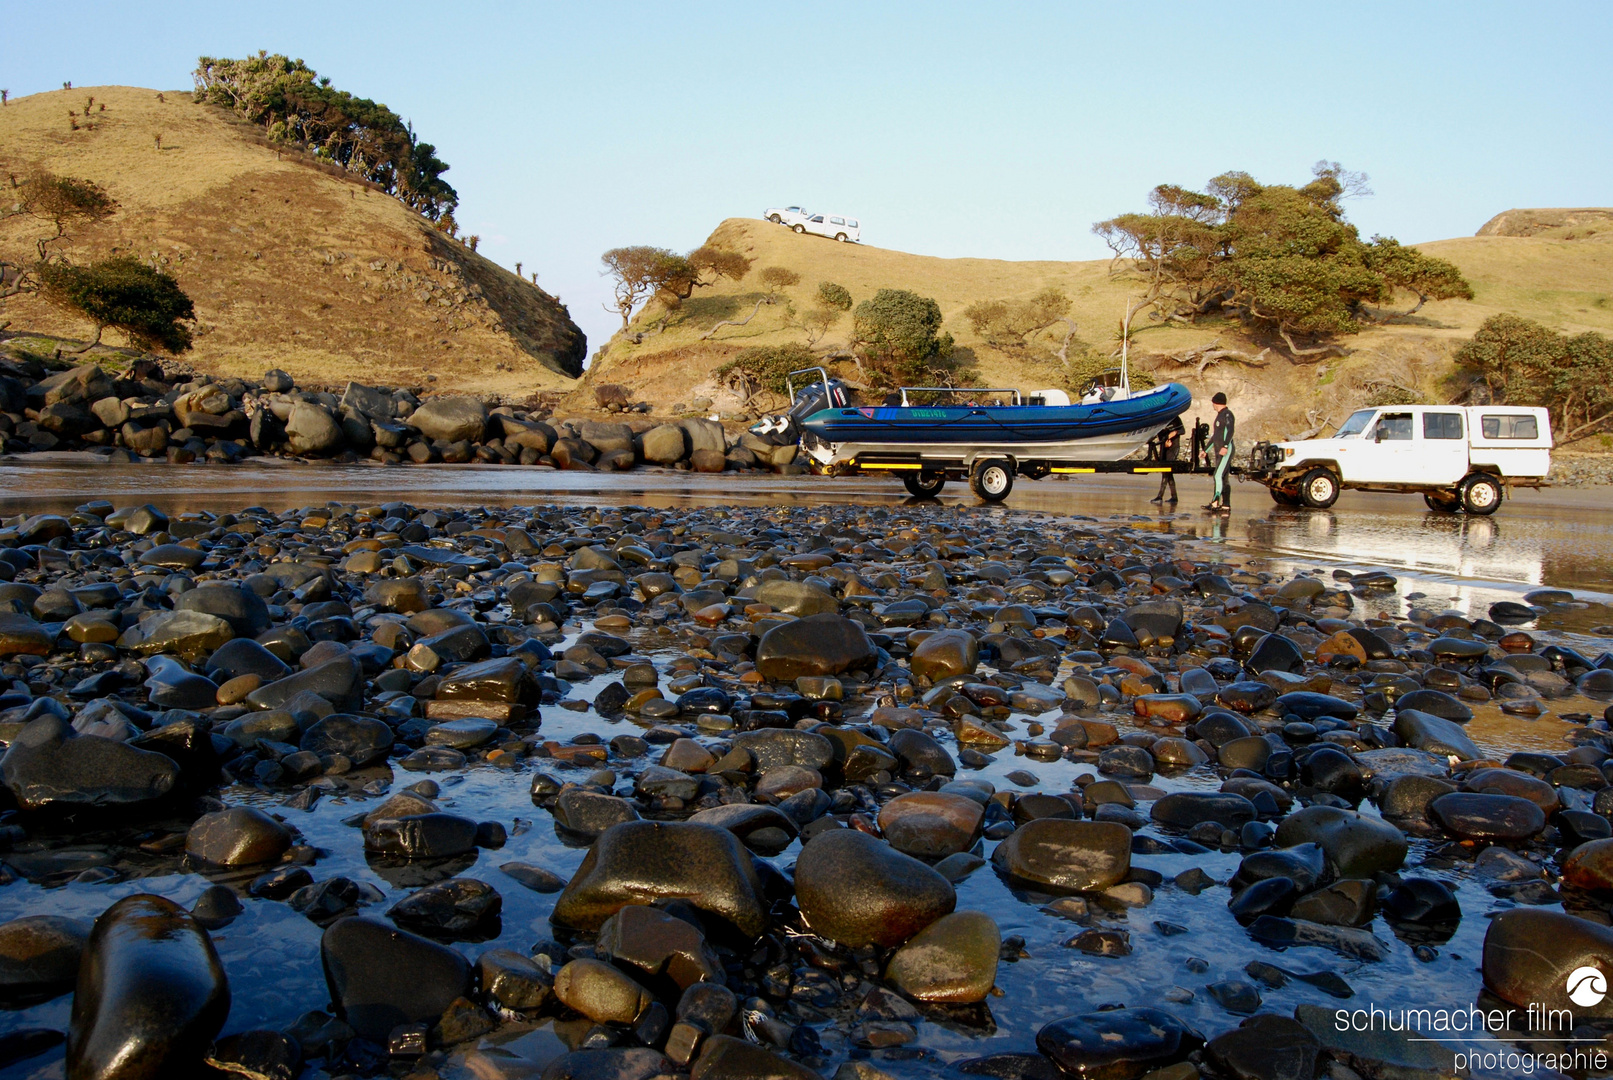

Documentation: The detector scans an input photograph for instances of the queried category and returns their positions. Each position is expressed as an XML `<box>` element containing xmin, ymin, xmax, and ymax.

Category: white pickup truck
<box><xmin>1246</xmin><ymin>404</ymin><xmax>1552</xmax><ymax>514</ymax></box>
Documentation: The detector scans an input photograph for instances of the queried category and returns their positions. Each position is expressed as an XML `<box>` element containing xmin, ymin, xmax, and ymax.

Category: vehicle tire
<box><xmin>1298</xmin><ymin>467</ymin><xmax>1340</xmax><ymax>509</ymax></box>
<box><xmin>970</xmin><ymin>459</ymin><xmax>1014</xmax><ymax>502</ymax></box>
<box><xmin>769</xmin><ymin>214</ymin><xmax>782</xmax><ymax>224</ymax></box>
<box><xmin>903</xmin><ymin>471</ymin><xmax>946</xmax><ymax>498</ymax></box>
<box><xmin>1423</xmin><ymin>490</ymin><xmax>1461</xmax><ymax>512</ymax></box>
<box><xmin>835</xmin><ymin>233</ymin><xmax>848</xmax><ymax>242</ymax></box>
<box><xmin>1461</xmin><ymin>474</ymin><xmax>1503</xmax><ymax>515</ymax></box>
<box><xmin>1269</xmin><ymin>486</ymin><xmax>1302</xmax><ymax>507</ymax></box>
<box><xmin>792</xmin><ymin>224</ymin><xmax>805</xmax><ymax>234</ymax></box>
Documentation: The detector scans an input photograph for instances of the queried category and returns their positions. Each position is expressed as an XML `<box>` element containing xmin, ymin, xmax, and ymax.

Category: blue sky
<box><xmin>5</xmin><ymin>1</ymin><xmax>1610</xmax><ymax>360</ymax></box>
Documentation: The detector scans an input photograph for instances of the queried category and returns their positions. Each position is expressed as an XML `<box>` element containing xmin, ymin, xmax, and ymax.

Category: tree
<box><xmin>193</xmin><ymin>53</ymin><xmax>457</xmax><ymax>220</ymax></box>
<box><xmin>759</xmin><ymin>266</ymin><xmax>800</xmax><ymax>295</ymax></box>
<box><xmin>1454</xmin><ymin>314</ymin><xmax>1613</xmax><ymax>441</ymax></box>
<box><xmin>36</xmin><ymin>257</ymin><xmax>196</xmax><ymax>354</ymax></box>
<box><xmin>963</xmin><ymin>287</ymin><xmax>1071</xmax><ymax>354</ymax></box>
<box><xmin>600</xmin><ymin>243</ymin><xmax>752</xmax><ymax>333</ymax></box>
<box><xmin>1093</xmin><ymin>162</ymin><xmax>1473</xmax><ymax>360</ymax></box>
<box><xmin>716</xmin><ymin>342</ymin><xmax>820</xmax><ymax>402</ymax></box>
<box><xmin>600</xmin><ymin>245</ymin><xmax>683</xmax><ymax>330</ymax></box>
<box><xmin>4</xmin><ymin>172</ymin><xmax>117</xmax><ymax>262</ymax></box>
<box><xmin>852</xmin><ymin>289</ymin><xmax>956</xmax><ymax>388</ymax></box>
<box><xmin>1363</xmin><ymin>237</ymin><xmax>1474</xmax><ymax>316</ymax></box>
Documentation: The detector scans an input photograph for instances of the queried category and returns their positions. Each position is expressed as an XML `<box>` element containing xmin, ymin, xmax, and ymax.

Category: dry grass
<box><xmin>584</xmin><ymin>217</ymin><xmax>1613</xmax><ymax>441</ymax></box>
<box><xmin>0</xmin><ymin>86</ymin><xmax>582</xmax><ymax>395</ymax></box>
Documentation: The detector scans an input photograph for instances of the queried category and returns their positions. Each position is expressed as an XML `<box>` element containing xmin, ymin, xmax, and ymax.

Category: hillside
<box><xmin>0</xmin><ymin>86</ymin><xmax>584</xmax><ymax>394</ymax></box>
<box><xmin>585</xmin><ymin>216</ymin><xmax>1613</xmax><ymax>441</ymax></box>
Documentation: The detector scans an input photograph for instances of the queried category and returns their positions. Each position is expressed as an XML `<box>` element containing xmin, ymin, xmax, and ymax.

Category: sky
<box><xmin>4</xmin><ymin>1</ymin><xmax>1610</xmax><ymax>361</ymax></box>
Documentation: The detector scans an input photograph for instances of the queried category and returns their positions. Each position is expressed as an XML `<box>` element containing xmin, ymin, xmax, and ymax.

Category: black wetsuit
<box><xmin>1153</xmin><ymin>416</ymin><xmax>1184</xmax><ymax>501</ymax></box>
<box><xmin>1210</xmin><ymin>406</ymin><xmax>1235</xmax><ymax>506</ymax></box>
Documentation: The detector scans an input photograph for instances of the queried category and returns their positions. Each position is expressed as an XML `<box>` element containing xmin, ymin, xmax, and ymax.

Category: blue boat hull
<box><xmin>800</xmin><ymin>382</ymin><xmax>1192</xmax><ymax>445</ymax></box>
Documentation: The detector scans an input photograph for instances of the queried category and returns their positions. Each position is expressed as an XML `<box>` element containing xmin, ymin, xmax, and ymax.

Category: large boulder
<box><xmin>1484</xmin><ymin>909</ymin><xmax>1613</xmax><ymax>1018</ymax></box>
<box><xmin>990</xmin><ymin>819</ymin><xmax>1132</xmax><ymax>894</ymax></box>
<box><xmin>27</xmin><ymin>364</ymin><xmax>113</xmax><ymax>408</ymax></box>
<box><xmin>284</xmin><ymin>403</ymin><xmax>344</xmax><ymax>455</ymax></box>
<box><xmin>680</xmin><ymin>418</ymin><xmax>727</xmax><ymax>455</ymax></box>
<box><xmin>884</xmin><ymin>911</ymin><xmax>1000</xmax><ymax>1003</ymax></box>
<box><xmin>1273</xmin><ymin>805</ymin><xmax>1408</xmax><ymax>877</ymax></box>
<box><xmin>755</xmin><ymin>613</ymin><xmax>878</xmax><ymax>681</ymax></box>
<box><xmin>794</xmin><ymin>829</ymin><xmax>955</xmax><ymax>948</ymax></box>
<box><xmin>68</xmin><ymin>894</ymin><xmax>230</xmax><ymax>1080</ymax></box>
<box><xmin>552</xmin><ymin>821</ymin><xmax>768</xmax><ymax>937</ymax></box>
<box><xmin>320</xmin><ymin>916</ymin><xmax>472</xmax><ymax>1039</ymax></box>
<box><xmin>640</xmin><ymin>424</ymin><xmax>688</xmax><ymax>464</ymax></box>
<box><xmin>408</xmin><ymin>396</ymin><xmax>487</xmax><ymax>442</ymax></box>
<box><xmin>0</xmin><ymin>915</ymin><xmax>90</xmax><ymax>1007</ymax></box>
<box><xmin>1</xmin><ymin>715</ymin><xmax>179</xmax><ymax>812</ymax></box>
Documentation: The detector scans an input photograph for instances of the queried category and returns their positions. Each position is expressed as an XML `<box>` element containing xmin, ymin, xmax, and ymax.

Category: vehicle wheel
<box><xmin>903</xmin><ymin>471</ymin><xmax>946</xmax><ymax>498</ymax></box>
<box><xmin>1298</xmin><ymin>467</ymin><xmax>1340</xmax><ymax>509</ymax></box>
<box><xmin>769</xmin><ymin>214</ymin><xmax>782</xmax><ymax>224</ymax></box>
<box><xmin>1423</xmin><ymin>490</ymin><xmax>1461</xmax><ymax>512</ymax></box>
<box><xmin>970</xmin><ymin>459</ymin><xmax>1014</xmax><ymax>502</ymax></box>
<box><xmin>1269</xmin><ymin>486</ymin><xmax>1302</xmax><ymax>507</ymax></box>
<box><xmin>835</xmin><ymin>233</ymin><xmax>848</xmax><ymax>242</ymax></box>
<box><xmin>1461</xmin><ymin>474</ymin><xmax>1503</xmax><ymax>515</ymax></box>
<box><xmin>792</xmin><ymin>224</ymin><xmax>805</xmax><ymax>234</ymax></box>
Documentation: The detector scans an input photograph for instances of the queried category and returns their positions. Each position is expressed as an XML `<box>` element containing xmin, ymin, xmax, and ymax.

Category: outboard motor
<box><xmin>751</xmin><ymin>378</ymin><xmax>851</xmax><ymax>447</ymax></box>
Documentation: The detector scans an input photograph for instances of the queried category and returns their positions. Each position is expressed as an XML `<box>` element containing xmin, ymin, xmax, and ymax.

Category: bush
<box><xmin>715</xmin><ymin>342</ymin><xmax>820</xmax><ymax>398</ymax></box>
<box><xmin>759</xmin><ymin>266</ymin><xmax>801</xmax><ymax>293</ymax></box>
<box><xmin>1454</xmin><ymin>313</ymin><xmax>1613</xmax><ymax>440</ymax></box>
<box><xmin>37</xmin><ymin>257</ymin><xmax>195</xmax><ymax>353</ymax></box>
<box><xmin>852</xmin><ymin>288</ymin><xmax>956</xmax><ymax>388</ymax></box>
<box><xmin>817</xmin><ymin>281</ymin><xmax>852</xmax><ymax>311</ymax></box>
<box><xmin>963</xmin><ymin>287</ymin><xmax>1071</xmax><ymax>355</ymax></box>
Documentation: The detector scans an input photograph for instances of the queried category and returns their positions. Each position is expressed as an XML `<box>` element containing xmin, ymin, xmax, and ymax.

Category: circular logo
<box><xmin>1568</xmin><ymin>965</ymin><xmax>1607</xmax><ymax>1007</ymax></box>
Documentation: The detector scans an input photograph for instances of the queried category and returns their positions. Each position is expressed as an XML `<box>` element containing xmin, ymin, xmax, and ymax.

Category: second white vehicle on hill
<box><xmin>764</xmin><ymin>206</ymin><xmax>811</xmax><ymax>227</ymax></box>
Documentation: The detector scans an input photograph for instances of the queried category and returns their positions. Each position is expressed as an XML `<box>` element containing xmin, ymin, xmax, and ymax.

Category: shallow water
<box><xmin>0</xmin><ymin>460</ymin><xmax>1611</xmax><ymax>1079</ymax></box>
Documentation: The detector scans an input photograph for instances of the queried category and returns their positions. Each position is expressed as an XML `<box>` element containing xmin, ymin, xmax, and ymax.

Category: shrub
<box><xmin>759</xmin><ymin>266</ymin><xmax>801</xmax><ymax>294</ymax></box>
<box><xmin>817</xmin><ymin>281</ymin><xmax>852</xmax><ymax>311</ymax></box>
<box><xmin>715</xmin><ymin>342</ymin><xmax>820</xmax><ymax>398</ymax></box>
<box><xmin>37</xmin><ymin>257</ymin><xmax>196</xmax><ymax>354</ymax></box>
<box><xmin>852</xmin><ymin>288</ymin><xmax>956</xmax><ymax>388</ymax></box>
<box><xmin>963</xmin><ymin>287</ymin><xmax>1070</xmax><ymax>354</ymax></box>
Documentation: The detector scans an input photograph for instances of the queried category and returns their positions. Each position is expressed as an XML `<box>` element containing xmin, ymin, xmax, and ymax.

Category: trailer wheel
<box><xmin>1423</xmin><ymin>490</ymin><xmax>1461</xmax><ymax>512</ymax></box>
<box><xmin>970</xmin><ymin>459</ymin><xmax>1014</xmax><ymax>502</ymax></box>
<box><xmin>1269</xmin><ymin>486</ymin><xmax>1302</xmax><ymax>507</ymax></box>
<box><xmin>1299</xmin><ymin>467</ymin><xmax>1340</xmax><ymax>509</ymax></box>
<box><xmin>1461</xmin><ymin>474</ymin><xmax>1503</xmax><ymax>515</ymax></box>
<box><xmin>903</xmin><ymin>471</ymin><xmax>946</xmax><ymax>498</ymax></box>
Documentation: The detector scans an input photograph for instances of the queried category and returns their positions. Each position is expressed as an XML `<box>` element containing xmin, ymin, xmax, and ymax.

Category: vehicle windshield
<box><xmin>1333</xmin><ymin>410</ymin><xmax>1376</xmax><ymax>438</ymax></box>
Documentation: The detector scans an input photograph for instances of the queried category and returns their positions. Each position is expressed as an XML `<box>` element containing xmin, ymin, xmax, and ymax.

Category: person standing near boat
<box><xmin>1149</xmin><ymin>414</ymin><xmax>1183</xmax><ymax>504</ymax></box>
<box><xmin>1205</xmin><ymin>392</ymin><xmax>1235</xmax><ymax>512</ymax></box>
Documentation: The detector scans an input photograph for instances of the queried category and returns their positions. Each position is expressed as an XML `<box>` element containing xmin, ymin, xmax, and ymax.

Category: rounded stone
<box><xmin>877</xmin><ymin>791</ymin><xmax>985</xmax><ymax>859</ymax></box>
<box><xmin>989</xmin><ymin>819</ymin><xmax>1132</xmax><ymax>894</ymax></box>
<box><xmin>185</xmin><ymin>807</ymin><xmax>294</xmax><ymax>867</ymax></box>
<box><xmin>884</xmin><ymin>911</ymin><xmax>1001</xmax><ymax>1003</ymax></box>
<box><xmin>794</xmin><ymin>829</ymin><xmax>956</xmax><ymax>948</ymax></box>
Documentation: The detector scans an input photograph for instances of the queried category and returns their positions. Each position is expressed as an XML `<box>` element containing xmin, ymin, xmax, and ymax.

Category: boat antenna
<box><xmin>1119</xmin><ymin>297</ymin><xmax>1142</xmax><ymax>397</ymax></box>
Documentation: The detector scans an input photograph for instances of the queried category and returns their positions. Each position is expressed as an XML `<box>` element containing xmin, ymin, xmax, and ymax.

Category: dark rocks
<box><xmin>990</xmin><ymin>819</ymin><xmax>1132</xmax><ymax>894</ymax></box>
<box><xmin>1393</xmin><ymin>709</ymin><xmax>1480</xmax><ymax>761</ymax></box>
<box><xmin>363</xmin><ymin>813</ymin><xmax>480</xmax><ymax>859</ymax></box>
<box><xmin>551</xmin><ymin>821</ymin><xmax>769</xmax><ymax>937</ymax></box>
<box><xmin>68</xmin><ymin>894</ymin><xmax>230</xmax><ymax>1080</ymax></box>
<box><xmin>755</xmin><ymin>613</ymin><xmax>878</xmax><ymax>680</ymax></box>
<box><xmin>1</xmin><ymin>715</ymin><xmax>179</xmax><ymax>812</ymax></box>
<box><xmin>553</xmin><ymin>789</ymin><xmax>642</xmax><ymax>839</ymax></box>
<box><xmin>1273</xmin><ymin>805</ymin><xmax>1407</xmax><ymax>876</ymax></box>
<box><xmin>1206</xmin><ymin>1014</ymin><xmax>1321</xmax><ymax>1080</ymax></box>
<box><xmin>1484</xmin><ymin>909</ymin><xmax>1613</xmax><ymax>1018</ymax></box>
<box><xmin>185</xmin><ymin>806</ymin><xmax>294</xmax><ymax>867</ymax></box>
<box><xmin>0</xmin><ymin>915</ymin><xmax>89</xmax><ymax>1007</ymax></box>
<box><xmin>1036</xmin><ymin>1008</ymin><xmax>1202</xmax><ymax>1080</ymax></box>
<box><xmin>1150</xmin><ymin>791</ymin><xmax>1257</xmax><ymax>830</ymax></box>
<box><xmin>794</xmin><ymin>828</ymin><xmax>956</xmax><ymax>947</ymax></box>
<box><xmin>884</xmin><ymin>910</ymin><xmax>1000</xmax><ymax>1002</ymax></box>
<box><xmin>910</xmin><ymin>629</ymin><xmax>980</xmax><ymax>681</ymax></box>
<box><xmin>319</xmin><ymin>916</ymin><xmax>473</xmax><ymax>1039</ymax></box>
<box><xmin>300</xmin><ymin>714</ymin><xmax>395</xmax><ymax>767</ymax></box>
<box><xmin>877</xmin><ymin>791</ymin><xmax>984</xmax><ymax>858</ymax></box>
<box><xmin>1429</xmin><ymin>791</ymin><xmax>1546</xmax><ymax>841</ymax></box>
<box><xmin>386</xmin><ymin>878</ymin><xmax>502</xmax><ymax>938</ymax></box>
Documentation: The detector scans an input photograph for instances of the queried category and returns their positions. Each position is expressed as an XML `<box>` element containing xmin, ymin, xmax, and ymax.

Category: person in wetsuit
<box><xmin>1205</xmin><ymin>391</ymin><xmax>1234</xmax><ymax>512</ymax></box>
<box><xmin>1149</xmin><ymin>414</ymin><xmax>1184</xmax><ymax>504</ymax></box>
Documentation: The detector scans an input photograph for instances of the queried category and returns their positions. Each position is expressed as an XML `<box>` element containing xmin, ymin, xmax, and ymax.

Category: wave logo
<box><xmin>1568</xmin><ymin>965</ymin><xmax>1607</xmax><ymax>1007</ymax></box>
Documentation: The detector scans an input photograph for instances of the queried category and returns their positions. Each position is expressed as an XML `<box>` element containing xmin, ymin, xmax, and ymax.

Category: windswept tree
<box><xmin>37</xmin><ymin>257</ymin><xmax>196</xmax><ymax>353</ymax></box>
<box><xmin>964</xmin><ymin>287</ymin><xmax>1073</xmax><ymax>357</ymax></box>
<box><xmin>599</xmin><ymin>243</ymin><xmax>752</xmax><ymax>332</ymax></box>
<box><xmin>1094</xmin><ymin>162</ymin><xmax>1474</xmax><ymax>359</ymax></box>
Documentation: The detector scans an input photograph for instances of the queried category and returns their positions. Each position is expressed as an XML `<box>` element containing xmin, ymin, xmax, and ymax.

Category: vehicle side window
<box><xmin>848</xmin><ymin>220</ymin><xmax>859</xmax><ymax>228</ymax></box>
<box><xmin>811</xmin><ymin>216</ymin><xmax>824</xmax><ymax>223</ymax></box>
<box><xmin>1481</xmin><ymin>414</ymin><xmax>1539</xmax><ymax>439</ymax></box>
<box><xmin>1423</xmin><ymin>412</ymin><xmax>1463</xmax><ymax>439</ymax></box>
<box><xmin>830</xmin><ymin>216</ymin><xmax>844</xmax><ymax>225</ymax></box>
<box><xmin>1374</xmin><ymin>414</ymin><xmax>1413</xmax><ymax>440</ymax></box>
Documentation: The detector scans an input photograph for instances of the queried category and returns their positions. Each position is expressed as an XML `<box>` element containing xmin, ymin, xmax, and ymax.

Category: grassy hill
<box><xmin>0</xmin><ymin>86</ymin><xmax>584</xmax><ymax>394</ymax></box>
<box><xmin>586</xmin><ymin>216</ymin><xmax>1613</xmax><ymax>442</ymax></box>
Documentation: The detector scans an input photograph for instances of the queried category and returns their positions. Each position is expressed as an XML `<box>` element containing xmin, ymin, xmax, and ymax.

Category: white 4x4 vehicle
<box><xmin>1247</xmin><ymin>404</ymin><xmax>1552</xmax><ymax>515</ymax></box>
<box><xmin>765</xmin><ymin>206</ymin><xmax>811</xmax><ymax>227</ymax></box>
<box><xmin>796</xmin><ymin>213</ymin><xmax>860</xmax><ymax>242</ymax></box>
